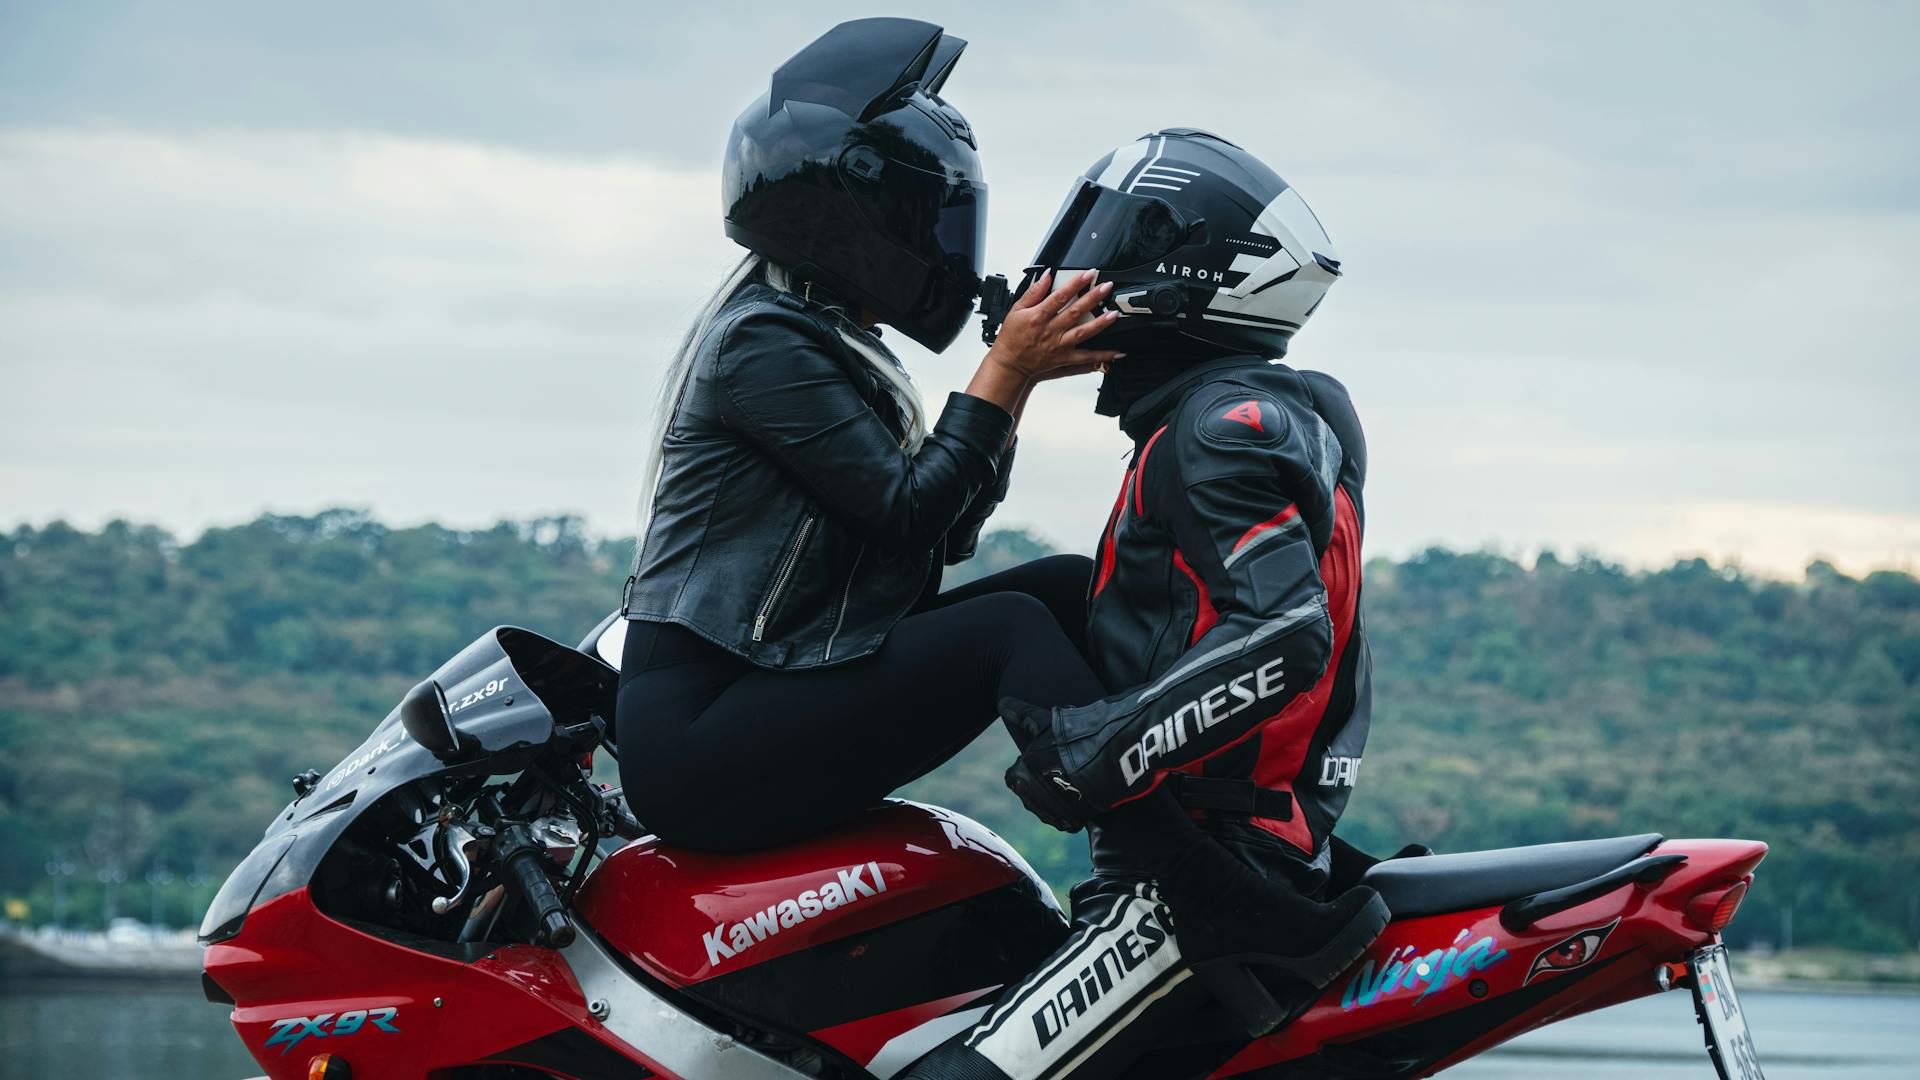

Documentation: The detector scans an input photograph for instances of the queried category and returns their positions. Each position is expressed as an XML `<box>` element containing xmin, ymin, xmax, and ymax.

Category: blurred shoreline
<box><xmin>1734</xmin><ymin>947</ymin><xmax>1920</xmax><ymax>993</ymax></box>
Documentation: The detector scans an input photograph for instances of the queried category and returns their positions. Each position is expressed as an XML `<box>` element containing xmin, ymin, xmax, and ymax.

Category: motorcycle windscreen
<box><xmin>199</xmin><ymin>833</ymin><xmax>296</xmax><ymax>943</ymax></box>
<box><xmin>1028</xmin><ymin>180</ymin><xmax>1191</xmax><ymax>274</ymax></box>
<box><xmin>205</xmin><ymin>626</ymin><xmax>617</xmax><ymax>939</ymax></box>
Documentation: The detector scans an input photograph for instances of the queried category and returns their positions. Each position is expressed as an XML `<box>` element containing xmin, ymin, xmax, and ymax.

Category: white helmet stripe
<box><xmin>1123</xmin><ymin>135</ymin><xmax>1168</xmax><ymax>193</ymax></box>
<box><xmin>1092</xmin><ymin>137</ymin><xmax>1152</xmax><ymax>189</ymax></box>
<box><xmin>1226</xmin><ymin>246</ymin><xmax>1302</xmax><ymax>300</ymax></box>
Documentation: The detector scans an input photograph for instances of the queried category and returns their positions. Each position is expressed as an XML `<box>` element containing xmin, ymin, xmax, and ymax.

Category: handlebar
<box><xmin>496</xmin><ymin>822</ymin><xmax>576</xmax><ymax>948</ymax></box>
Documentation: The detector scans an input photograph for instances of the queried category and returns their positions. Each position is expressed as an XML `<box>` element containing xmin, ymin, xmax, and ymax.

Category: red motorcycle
<box><xmin>201</xmin><ymin>620</ymin><xmax>1770</xmax><ymax>1079</ymax></box>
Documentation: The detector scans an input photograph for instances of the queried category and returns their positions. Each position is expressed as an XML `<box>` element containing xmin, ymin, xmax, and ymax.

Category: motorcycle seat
<box><xmin>1361</xmin><ymin>833</ymin><xmax>1663</xmax><ymax>919</ymax></box>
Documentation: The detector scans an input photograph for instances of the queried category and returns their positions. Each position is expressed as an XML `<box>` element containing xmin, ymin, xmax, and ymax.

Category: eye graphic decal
<box><xmin>1525</xmin><ymin>918</ymin><xmax>1620</xmax><ymax>985</ymax></box>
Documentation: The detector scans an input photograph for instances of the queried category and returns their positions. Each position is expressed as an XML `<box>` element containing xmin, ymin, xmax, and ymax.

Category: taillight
<box><xmin>1687</xmin><ymin>878</ymin><xmax>1750</xmax><ymax>933</ymax></box>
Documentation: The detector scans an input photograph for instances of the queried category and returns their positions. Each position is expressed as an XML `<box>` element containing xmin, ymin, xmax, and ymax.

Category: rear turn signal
<box><xmin>1687</xmin><ymin>878</ymin><xmax>1751</xmax><ymax>933</ymax></box>
<box><xmin>307</xmin><ymin>1053</ymin><xmax>352</xmax><ymax>1080</ymax></box>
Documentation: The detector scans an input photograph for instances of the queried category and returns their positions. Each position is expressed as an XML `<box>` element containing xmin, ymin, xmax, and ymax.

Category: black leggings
<box><xmin>616</xmin><ymin>555</ymin><xmax>1103</xmax><ymax>851</ymax></box>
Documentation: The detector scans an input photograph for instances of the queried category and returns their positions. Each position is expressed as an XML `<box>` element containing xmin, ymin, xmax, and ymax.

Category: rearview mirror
<box><xmin>400</xmin><ymin>679</ymin><xmax>462</xmax><ymax>761</ymax></box>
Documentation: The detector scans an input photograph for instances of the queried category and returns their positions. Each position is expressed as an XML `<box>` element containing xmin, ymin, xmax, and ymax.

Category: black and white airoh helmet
<box><xmin>1021</xmin><ymin>128</ymin><xmax>1340</xmax><ymax>358</ymax></box>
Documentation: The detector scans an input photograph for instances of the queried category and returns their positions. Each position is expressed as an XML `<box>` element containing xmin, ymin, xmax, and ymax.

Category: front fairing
<box><xmin>200</xmin><ymin>626</ymin><xmax>615</xmax><ymax>942</ymax></box>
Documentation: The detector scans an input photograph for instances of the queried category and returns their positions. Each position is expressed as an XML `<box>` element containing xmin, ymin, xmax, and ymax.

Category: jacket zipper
<box><xmin>753</xmin><ymin>514</ymin><xmax>815</xmax><ymax>642</ymax></box>
<box><xmin>822</xmin><ymin>544</ymin><xmax>865</xmax><ymax>661</ymax></box>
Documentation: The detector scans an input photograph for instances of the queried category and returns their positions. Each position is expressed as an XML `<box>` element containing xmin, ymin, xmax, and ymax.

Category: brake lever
<box><xmin>429</xmin><ymin>823</ymin><xmax>480</xmax><ymax>914</ymax></box>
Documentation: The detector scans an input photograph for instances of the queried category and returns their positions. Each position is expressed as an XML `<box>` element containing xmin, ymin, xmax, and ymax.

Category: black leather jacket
<box><xmin>622</xmin><ymin>281</ymin><xmax>1016</xmax><ymax>668</ymax></box>
<box><xmin>1067</xmin><ymin>356</ymin><xmax>1373</xmax><ymax>889</ymax></box>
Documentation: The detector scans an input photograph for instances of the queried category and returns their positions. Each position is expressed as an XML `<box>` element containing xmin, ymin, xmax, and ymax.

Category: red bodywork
<box><xmin>575</xmin><ymin>802</ymin><xmax>1041</xmax><ymax>987</ymax></box>
<box><xmin>208</xmin><ymin>803</ymin><xmax>1764</xmax><ymax>1080</ymax></box>
<box><xmin>1208</xmin><ymin>838</ymin><xmax>1768</xmax><ymax>1077</ymax></box>
<box><xmin>206</xmin><ymin>886</ymin><xmax>639</xmax><ymax>1079</ymax></box>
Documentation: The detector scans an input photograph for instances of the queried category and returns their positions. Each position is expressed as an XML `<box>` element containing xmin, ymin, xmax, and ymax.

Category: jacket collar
<box><xmin>1118</xmin><ymin>354</ymin><xmax>1270</xmax><ymax>444</ymax></box>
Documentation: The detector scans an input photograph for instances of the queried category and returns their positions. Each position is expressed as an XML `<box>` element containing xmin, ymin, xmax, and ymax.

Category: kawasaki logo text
<box><xmin>702</xmin><ymin>861</ymin><xmax>887</xmax><ymax>968</ymax></box>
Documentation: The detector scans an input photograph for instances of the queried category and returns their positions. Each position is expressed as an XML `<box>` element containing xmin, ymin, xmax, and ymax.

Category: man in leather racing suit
<box><xmin>906</xmin><ymin>130</ymin><xmax>1388</xmax><ymax>1080</ymax></box>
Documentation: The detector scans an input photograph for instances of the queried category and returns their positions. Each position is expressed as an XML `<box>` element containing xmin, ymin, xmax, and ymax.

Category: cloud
<box><xmin>0</xmin><ymin>127</ymin><xmax>733</xmax><ymax>535</ymax></box>
<box><xmin>2</xmin><ymin>3</ymin><xmax>1916</xmax><ymax>579</ymax></box>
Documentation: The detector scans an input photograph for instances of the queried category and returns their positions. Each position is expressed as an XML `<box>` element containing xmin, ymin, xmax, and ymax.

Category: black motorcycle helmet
<box><xmin>723</xmin><ymin>18</ymin><xmax>985</xmax><ymax>353</ymax></box>
<box><xmin>1013</xmin><ymin>129</ymin><xmax>1341</xmax><ymax>362</ymax></box>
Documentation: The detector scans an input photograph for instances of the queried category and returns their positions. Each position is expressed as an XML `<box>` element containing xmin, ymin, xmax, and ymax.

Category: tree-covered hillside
<box><xmin>1</xmin><ymin>512</ymin><xmax>1914</xmax><ymax>950</ymax></box>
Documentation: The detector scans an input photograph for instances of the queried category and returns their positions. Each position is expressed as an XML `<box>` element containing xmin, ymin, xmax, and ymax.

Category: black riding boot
<box><xmin>1097</xmin><ymin>786</ymin><xmax>1389</xmax><ymax>1033</ymax></box>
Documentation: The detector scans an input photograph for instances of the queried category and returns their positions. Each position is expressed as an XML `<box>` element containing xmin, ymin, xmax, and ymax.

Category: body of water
<box><xmin>1455</xmin><ymin>986</ymin><xmax>1916</xmax><ymax>1079</ymax></box>
<box><xmin>1</xmin><ymin>979</ymin><xmax>1913</xmax><ymax>1077</ymax></box>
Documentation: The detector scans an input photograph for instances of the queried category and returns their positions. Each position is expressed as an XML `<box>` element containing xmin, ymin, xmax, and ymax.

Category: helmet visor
<box><xmin>835</xmin><ymin>151</ymin><xmax>986</xmax><ymax>351</ymax></box>
<box><xmin>1030</xmin><ymin>180</ymin><xmax>1189</xmax><ymax>273</ymax></box>
<box><xmin>845</xmin><ymin>154</ymin><xmax>988</xmax><ymax>286</ymax></box>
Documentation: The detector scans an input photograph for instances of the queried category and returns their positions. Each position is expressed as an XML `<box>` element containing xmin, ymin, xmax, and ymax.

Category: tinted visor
<box><xmin>837</xmin><ymin>151</ymin><xmax>986</xmax><ymax>351</ymax></box>
<box><xmin>1031</xmin><ymin>180</ymin><xmax>1189</xmax><ymax>273</ymax></box>
<box><xmin>844</xmin><ymin>153</ymin><xmax>987</xmax><ymax>284</ymax></box>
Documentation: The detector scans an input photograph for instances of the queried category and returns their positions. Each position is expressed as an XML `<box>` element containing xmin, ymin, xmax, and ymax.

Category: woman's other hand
<box><xmin>967</xmin><ymin>269</ymin><xmax>1122</xmax><ymax>413</ymax></box>
<box><xmin>986</xmin><ymin>269</ymin><xmax>1123</xmax><ymax>379</ymax></box>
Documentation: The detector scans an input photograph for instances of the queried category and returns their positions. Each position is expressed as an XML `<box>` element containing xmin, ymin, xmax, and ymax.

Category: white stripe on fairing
<box><xmin>560</xmin><ymin>929</ymin><xmax>811</xmax><ymax>1080</ymax></box>
<box><xmin>1145</xmin><ymin>164</ymin><xmax>1200</xmax><ymax>176</ymax></box>
<box><xmin>1092</xmin><ymin>139</ymin><xmax>1152</xmax><ymax>188</ymax></box>
<box><xmin>867</xmin><ymin>1004</ymin><xmax>993</xmax><ymax>1078</ymax></box>
<box><xmin>1229</xmin><ymin>252</ymin><xmax>1268</xmax><ymax>274</ymax></box>
<box><xmin>1132</xmin><ymin>182</ymin><xmax>1184</xmax><ymax>192</ymax></box>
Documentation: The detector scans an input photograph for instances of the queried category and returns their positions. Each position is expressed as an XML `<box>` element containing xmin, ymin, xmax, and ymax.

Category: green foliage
<box><xmin>1</xmin><ymin>514</ymin><xmax>1914</xmax><ymax>952</ymax></box>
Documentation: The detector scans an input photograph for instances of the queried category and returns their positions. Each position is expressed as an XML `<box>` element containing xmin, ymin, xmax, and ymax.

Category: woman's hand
<box><xmin>986</xmin><ymin>269</ymin><xmax>1123</xmax><ymax>379</ymax></box>
<box><xmin>965</xmin><ymin>269</ymin><xmax>1122</xmax><ymax>414</ymax></box>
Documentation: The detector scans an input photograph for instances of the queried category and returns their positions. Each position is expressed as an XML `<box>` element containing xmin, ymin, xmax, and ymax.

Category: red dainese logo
<box><xmin>1222</xmin><ymin>401</ymin><xmax>1264</xmax><ymax>432</ymax></box>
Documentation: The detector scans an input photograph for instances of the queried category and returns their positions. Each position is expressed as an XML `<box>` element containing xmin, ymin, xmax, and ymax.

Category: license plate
<box><xmin>1690</xmin><ymin>944</ymin><xmax>1766</xmax><ymax>1080</ymax></box>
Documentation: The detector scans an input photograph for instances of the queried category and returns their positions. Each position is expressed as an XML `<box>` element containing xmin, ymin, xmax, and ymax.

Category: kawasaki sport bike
<box><xmin>201</xmin><ymin>616</ymin><xmax>1770</xmax><ymax>1079</ymax></box>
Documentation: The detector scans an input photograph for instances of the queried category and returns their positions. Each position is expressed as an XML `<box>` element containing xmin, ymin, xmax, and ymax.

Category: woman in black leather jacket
<box><xmin>615</xmin><ymin>19</ymin><xmax>1118</xmax><ymax>850</ymax></box>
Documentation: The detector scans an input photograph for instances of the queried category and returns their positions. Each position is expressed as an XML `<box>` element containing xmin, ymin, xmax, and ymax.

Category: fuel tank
<box><xmin>575</xmin><ymin>801</ymin><xmax>1068</xmax><ymax>1058</ymax></box>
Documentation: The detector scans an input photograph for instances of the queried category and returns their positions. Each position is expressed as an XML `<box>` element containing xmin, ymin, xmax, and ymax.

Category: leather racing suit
<box><xmin>919</xmin><ymin>354</ymin><xmax>1376</xmax><ymax>1080</ymax></box>
<box><xmin>1075</xmin><ymin>353</ymin><xmax>1371</xmax><ymax>884</ymax></box>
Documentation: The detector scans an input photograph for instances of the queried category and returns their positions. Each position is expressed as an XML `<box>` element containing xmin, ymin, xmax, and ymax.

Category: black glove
<box><xmin>998</xmin><ymin>697</ymin><xmax>1092</xmax><ymax>833</ymax></box>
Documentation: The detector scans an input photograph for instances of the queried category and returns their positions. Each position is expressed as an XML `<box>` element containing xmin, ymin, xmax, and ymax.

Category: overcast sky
<box><xmin>2</xmin><ymin>1</ymin><xmax>1915</xmax><ymax>576</ymax></box>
